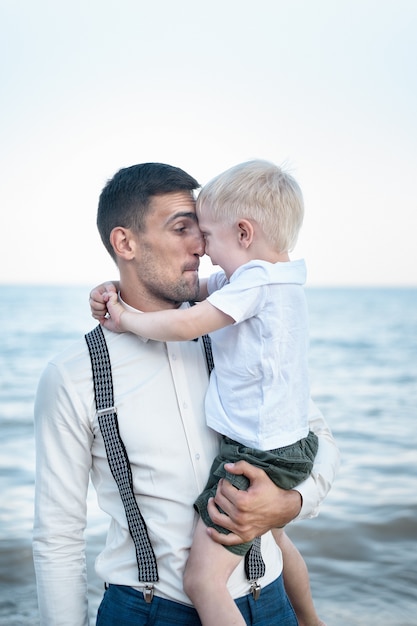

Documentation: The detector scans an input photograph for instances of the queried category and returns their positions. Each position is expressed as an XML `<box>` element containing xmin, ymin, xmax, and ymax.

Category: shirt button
<box><xmin>183</xmin><ymin>402</ymin><xmax>188</xmax><ymax>409</ymax></box>
<box><xmin>195</xmin><ymin>453</ymin><xmax>200</xmax><ymax>460</ymax></box>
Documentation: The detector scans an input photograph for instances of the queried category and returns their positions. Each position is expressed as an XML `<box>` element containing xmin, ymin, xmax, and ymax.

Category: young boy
<box><xmin>91</xmin><ymin>160</ymin><xmax>325</xmax><ymax>626</ymax></box>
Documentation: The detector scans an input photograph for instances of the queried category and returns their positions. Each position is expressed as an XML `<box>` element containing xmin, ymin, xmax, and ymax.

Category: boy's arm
<box><xmin>89</xmin><ymin>278</ymin><xmax>207</xmax><ymax>316</ymax></box>
<box><xmin>105</xmin><ymin>293</ymin><xmax>234</xmax><ymax>340</ymax></box>
<box><xmin>197</xmin><ymin>277</ymin><xmax>209</xmax><ymax>301</ymax></box>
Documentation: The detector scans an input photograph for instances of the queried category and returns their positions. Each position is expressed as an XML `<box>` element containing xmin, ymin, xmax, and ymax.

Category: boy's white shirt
<box><xmin>206</xmin><ymin>259</ymin><xmax>310</xmax><ymax>449</ymax></box>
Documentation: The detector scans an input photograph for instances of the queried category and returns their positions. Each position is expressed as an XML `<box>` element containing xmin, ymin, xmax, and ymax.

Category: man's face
<box><xmin>131</xmin><ymin>191</ymin><xmax>205</xmax><ymax>309</ymax></box>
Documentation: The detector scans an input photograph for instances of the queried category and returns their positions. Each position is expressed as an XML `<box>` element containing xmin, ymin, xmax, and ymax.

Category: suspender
<box><xmin>85</xmin><ymin>325</ymin><xmax>158</xmax><ymax>601</ymax></box>
<box><xmin>85</xmin><ymin>324</ymin><xmax>265</xmax><ymax>602</ymax></box>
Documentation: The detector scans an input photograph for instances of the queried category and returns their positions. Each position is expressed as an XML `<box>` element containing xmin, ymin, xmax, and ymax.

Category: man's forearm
<box><xmin>33</xmin><ymin>542</ymin><xmax>89</xmax><ymax>625</ymax></box>
<box><xmin>277</xmin><ymin>487</ymin><xmax>303</xmax><ymax>526</ymax></box>
<box><xmin>296</xmin><ymin>400</ymin><xmax>341</xmax><ymax>520</ymax></box>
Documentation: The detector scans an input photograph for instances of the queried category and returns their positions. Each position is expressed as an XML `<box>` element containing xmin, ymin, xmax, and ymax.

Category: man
<box><xmin>33</xmin><ymin>162</ymin><xmax>340</xmax><ymax>625</ymax></box>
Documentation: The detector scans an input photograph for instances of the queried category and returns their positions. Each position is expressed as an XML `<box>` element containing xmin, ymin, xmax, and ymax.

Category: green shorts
<box><xmin>194</xmin><ymin>430</ymin><xmax>319</xmax><ymax>556</ymax></box>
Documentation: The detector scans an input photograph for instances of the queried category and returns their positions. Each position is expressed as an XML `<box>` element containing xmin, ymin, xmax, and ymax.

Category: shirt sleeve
<box><xmin>33</xmin><ymin>361</ymin><xmax>94</xmax><ymax>625</ymax></box>
<box><xmin>294</xmin><ymin>399</ymin><xmax>341</xmax><ymax>520</ymax></box>
<box><xmin>207</xmin><ymin>270</ymin><xmax>228</xmax><ymax>295</ymax></box>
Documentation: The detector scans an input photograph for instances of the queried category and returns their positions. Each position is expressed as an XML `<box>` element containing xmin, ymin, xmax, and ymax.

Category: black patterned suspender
<box><xmin>85</xmin><ymin>325</ymin><xmax>158</xmax><ymax>602</ymax></box>
<box><xmin>85</xmin><ymin>324</ymin><xmax>265</xmax><ymax>602</ymax></box>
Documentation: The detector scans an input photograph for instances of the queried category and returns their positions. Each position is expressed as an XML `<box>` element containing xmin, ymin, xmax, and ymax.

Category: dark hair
<box><xmin>97</xmin><ymin>163</ymin><xmax>200</xmax><ymax>260</ymax></box>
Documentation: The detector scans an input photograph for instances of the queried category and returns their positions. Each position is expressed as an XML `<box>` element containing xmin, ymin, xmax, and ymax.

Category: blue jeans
<box><xmin>96</xmin><ymin>575</ymin><xmax>298</xmax><ymax>625</ymax></box>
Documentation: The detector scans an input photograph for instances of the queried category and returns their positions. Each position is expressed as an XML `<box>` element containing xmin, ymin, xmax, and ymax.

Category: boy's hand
<box><xmin>101</xmin><ymin>293</ymin><xmax>127</xmax><ymax>333</ymax></box>
<box><xmin>89</xmin><ymin>281</ymin><xmax>118</xmax><ymax>321</ymax></box>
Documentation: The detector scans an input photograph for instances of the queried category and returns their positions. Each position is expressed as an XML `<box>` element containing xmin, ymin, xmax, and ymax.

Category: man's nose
<box><xmin>193</xmin><ymin>229</ymin><xmax>205</xmax><ymax>257</ymax></box>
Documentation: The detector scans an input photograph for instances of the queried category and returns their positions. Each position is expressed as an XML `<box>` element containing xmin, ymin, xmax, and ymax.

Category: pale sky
<box><xmin>1</xmin><ymin>0</ymin><xmax>416</xmax><ymax>286</ymax></box>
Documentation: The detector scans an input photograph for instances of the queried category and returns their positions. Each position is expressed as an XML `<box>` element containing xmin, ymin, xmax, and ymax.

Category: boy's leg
<box><xmin>183</xmin><ymin>518</ymin><xmax>246</xmax><ymax>626</ymax></box>
<box><xmin>272</xmin><ymin>529</ymin><xmax>326</xmax><ymax>626</ymax></box>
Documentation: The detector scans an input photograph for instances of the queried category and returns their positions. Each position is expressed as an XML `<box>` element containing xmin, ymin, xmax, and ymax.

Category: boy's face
<box><xmin>197</xmin><ymin>205</ymin><xmax>242</xmax><ymax>279</ymax></box>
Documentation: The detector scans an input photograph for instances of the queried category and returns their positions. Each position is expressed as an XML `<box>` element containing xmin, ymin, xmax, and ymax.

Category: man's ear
<box><xmin>237</xmin><ymin>219</ymin><xmax>254</xmax><ymax>248</ymax></box>
<box><xmin>109</xmin><ymin>227</ymin><xmax>136</xmax><ymax>260</ymax></box>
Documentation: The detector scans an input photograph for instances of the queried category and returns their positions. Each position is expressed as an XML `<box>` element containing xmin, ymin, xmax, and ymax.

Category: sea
<box><xmin>0</xmin><ymin>285</ymin><xmax>416</xmax><ymax>626</ymax></box>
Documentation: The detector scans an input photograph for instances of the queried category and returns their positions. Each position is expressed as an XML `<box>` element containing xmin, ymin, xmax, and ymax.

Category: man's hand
<box><xmin>206</xmin><ymin>461</ymin><xmax>302</xmax><ymax>546</ymax></box>
<box><xmin>89</xmin><ymin>281</ymin><xmax>119</xmax><ymax>322</ymax></box>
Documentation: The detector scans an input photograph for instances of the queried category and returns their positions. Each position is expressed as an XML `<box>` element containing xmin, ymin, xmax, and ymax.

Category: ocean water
<box><xmin>0</xmin><ymin>285</ymin><xmax>416</xmax><ymax>625</ymax></box>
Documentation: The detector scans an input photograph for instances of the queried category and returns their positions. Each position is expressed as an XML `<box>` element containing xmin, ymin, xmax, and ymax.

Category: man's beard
<box><xmin>142</xmin><ymin>273</ymin><xmax>200</xmax><ymax>306</ymax></box>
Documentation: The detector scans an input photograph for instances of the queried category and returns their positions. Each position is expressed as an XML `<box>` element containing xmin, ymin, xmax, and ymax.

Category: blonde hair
<box><xmin>197</xmin><ymin>159</ymin><xmax>304</xmax><ymax>253</ymax></box>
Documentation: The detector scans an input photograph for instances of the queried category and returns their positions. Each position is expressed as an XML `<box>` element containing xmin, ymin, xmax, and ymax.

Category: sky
<box><xmin>1</xmin><ymin>0</ymin><xmax>416</xmax><ymax>287</ymax></box>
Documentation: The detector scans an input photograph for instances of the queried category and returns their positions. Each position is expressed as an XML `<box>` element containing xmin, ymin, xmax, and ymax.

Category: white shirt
<box><xmin>207</xmin><ymin>259</ymin><xmax>309</xmax><ymax>449</ymax></box>
<box><xmin>33</xmin><ymin>303</ymin><xmax>340</xmax><ymax>625</ymax></box>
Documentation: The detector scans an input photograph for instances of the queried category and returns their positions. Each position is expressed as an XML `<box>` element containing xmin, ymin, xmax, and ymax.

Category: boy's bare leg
<box><xmin>183</xmin><ymin>518</ymin><xmax>245</xmax><ymax>626</ymax></box>
<box><xmin>272</xmin><ymin>528</ymin><xmax>326</xmax><ymax>626</ymax></box>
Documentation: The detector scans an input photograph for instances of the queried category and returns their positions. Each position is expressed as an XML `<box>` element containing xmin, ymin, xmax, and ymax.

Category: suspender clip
<box><xmin>249</xmin><ymin>580</ymin><xmax>262</xmax><ymax>600</ymax></box>
<box><xmin>97</xmin><ymin>406</ymin><xmax>117</xmax><ymax>417</ymax></box>
<box><xmin>143</xmin><ymin>584</ymin><xmax>154</xmax><ymax>603</ymax></box>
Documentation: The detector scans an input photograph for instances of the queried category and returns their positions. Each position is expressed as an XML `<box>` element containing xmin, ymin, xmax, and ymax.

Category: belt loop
<box><xmin>143</xmin><ymin>584</ymin><xmax>154</xmax><ymax>603</ymax></box>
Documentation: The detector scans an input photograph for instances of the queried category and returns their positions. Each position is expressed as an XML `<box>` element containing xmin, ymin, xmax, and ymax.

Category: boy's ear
<box><xmin>109</xmin><ymin>227</ymin><xmax>136</xmax><ymax>260</ymax></box>
<box><xmin>237</xmin><ymin>219</ymin><xmax>254</xmax><ymax>248</ymax></box>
